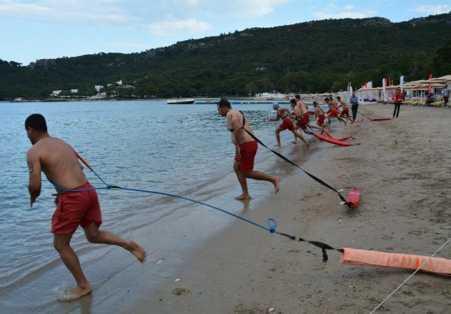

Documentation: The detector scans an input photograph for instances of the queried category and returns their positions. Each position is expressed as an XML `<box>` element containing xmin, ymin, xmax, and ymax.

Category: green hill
<box><xmin>1</xmin><ymin>12</ymin><xmax>451</xmax><ymax>99</ymax></box>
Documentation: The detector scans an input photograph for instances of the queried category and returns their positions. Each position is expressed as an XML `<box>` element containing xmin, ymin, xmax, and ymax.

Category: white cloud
<box><xmin>0</xmin><ymin>0</ymin><xmax>130</xmax><ymax>24</ymax></box>
<box><xmin>314</xmin><ymin>4</ymin><xmax>376</xmax><ymax>20</ymax></box>
<box><xmin>415</xmin><ymin>4</ymin><xmax>450</xmax><ymax>15</ymax></box>
<box><xmin>180</xmin><ymin>0</ymin><xmax>201</xmax><ymax>8</ymax></box>
<box><xmin>234</xmin><ymin>0</ymin><xmax>289</xmax><ymax>17</ymax></box>
<box><xmin>149</xmin><ymin>18</ymin><xmax>211</xmax><ymax>36</ymax></box>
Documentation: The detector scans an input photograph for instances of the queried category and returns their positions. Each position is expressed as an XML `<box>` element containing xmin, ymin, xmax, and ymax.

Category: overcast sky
<box><xmin>1</xmin><ymin>0</ymin><xmax>450</xmax><ymax>64</ymax></box>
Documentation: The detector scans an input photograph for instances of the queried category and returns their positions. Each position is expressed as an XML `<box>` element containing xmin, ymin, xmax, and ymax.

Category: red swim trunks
<box><xmin>235</xmin><ymin>141</ymin><xmax>258</xmax><ymax>172</ymax></box>
<box><xmin>317</xmin><ymin>114</ymin><xmax>326</xmax><ymax>127</ymax></box>
<box><xmin>328</xmin><ymin>108</ymin><xmax>339</xmax><ymax>118</ymax></box>
<box><xmin>297</xmin><ymin>113</ymin><xmax>310</xmax><ymax>130</ymax></box>
<box><xmin>52</xmin><ymin>182</ymin><xmax>102</xmax><ymax>235</ymax></box>
<box><xmin>278</xmin><ymin>117</ymin><xmax>295</xmax><ymax>131</ymax></box>
<box><xmin>340</xmin><ymin>107</ymin><xmax>349</xmax><ymax>118</ymax></box>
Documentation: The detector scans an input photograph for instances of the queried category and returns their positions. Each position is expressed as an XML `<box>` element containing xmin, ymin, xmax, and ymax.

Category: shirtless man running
<box><xmin>293</xmin><ymin>95</ymin><xmax>311</xmax><ymax>136</ymax></box>
<box><xmin>275</xmin><ymin>103</ymin><xmax>308</xmax><ymax>147</ymax></box>
<box><xmin>25</xmin><ymin>114</ymin><xmax>145</xmax><ymax>302</ymax></box>
<box><xmin>217</xmin><ymin>98</ymin><xmax>280</xmax><ymax>200</ymax></box>
<box><xmin>326</xmin><ymin>97</ymin><xmax>347</xmax><ymax>125</ymax></box>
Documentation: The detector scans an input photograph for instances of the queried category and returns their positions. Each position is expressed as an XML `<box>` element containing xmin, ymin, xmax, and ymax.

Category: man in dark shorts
<box><xmin>217</xmin><ymin>98</ymin><xmax>280</xmax><ymax>200</ymax></box>
<box><xmin>350</xmin><ymin>92</ymin><xmax>359</xmax><ymax>122</ymax></box>
<box><xmin>392</xmin><ymin>88</ymin><xmax>403</xmax><ymax>118</ymax></box>
<box><xmin>25</xmin><ymin>114</ymin><xmax>145</xmax><ymax>302</ymax></box>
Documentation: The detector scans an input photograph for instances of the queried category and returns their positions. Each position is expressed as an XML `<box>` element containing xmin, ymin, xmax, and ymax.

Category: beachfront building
<box><xmin>50</xmin><ymin>90</ymin><xmax>62</xmax><ymax>97</ymax></box>
<box><xmin>356</xmin><ymin>74</ymin><xmax>451</xmax><ymax>104</ymax></box>
<box><xmin>94</xmin><ymin>85</ymin><xmax>104</xmax><ymax>93</ymax></box>
<box><xmin>403</xmin><ymin>75</ymin><xmax>450</xmax><ymax>101</ymax></box>
<box><xmin>70</xmin><ymin>89</ymin><xmax>79</xmax><ymax>94</ymax></box>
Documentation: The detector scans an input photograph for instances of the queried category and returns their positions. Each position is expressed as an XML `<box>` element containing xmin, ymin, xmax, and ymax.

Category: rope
<box><xmin>243</xmin><ymin>128</ymin><xmax>351</xmax><ymax>207</ymax></box>
<box><xmin>57</xmin><ymin>181</ymin><xmax>342</xmax><ymax>262</ymax></box>
<box><xmin>69</xmin><ymin>147</ymin><xmax>344</xmax><ymax>262</ymax></box>
<box><xmin>369</xmin><ymin>238</ymin><xmax>451</xmax><ymax>313</ymax></box>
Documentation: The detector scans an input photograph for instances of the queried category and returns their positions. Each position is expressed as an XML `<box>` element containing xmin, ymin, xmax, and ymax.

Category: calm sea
<box><xmin>0</xmin><ymin>100</ymin><xmax>305</xmax><ymax>312</ymax></box>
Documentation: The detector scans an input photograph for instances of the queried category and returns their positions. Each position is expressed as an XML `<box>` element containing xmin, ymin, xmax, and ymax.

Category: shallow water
<box><xmin>0</xmin><ymin>100</ymin><xmax>306</xmax><ymax>312</ymax></box>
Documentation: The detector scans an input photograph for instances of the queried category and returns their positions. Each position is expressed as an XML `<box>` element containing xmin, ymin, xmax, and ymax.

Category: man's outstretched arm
<box><xmin>27</xmin><ymin>150</ymin><xmax>41</xmax><ymax>207</ymax></box>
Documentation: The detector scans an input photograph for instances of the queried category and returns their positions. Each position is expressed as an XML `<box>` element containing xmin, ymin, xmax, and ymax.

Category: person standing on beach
<box><xmin>392</xmin><ymin>88</ymin><xmax>403</xmax><ymax>118</ymax></box>
<box><xmin>217</xmin><ymin>98</ymin><xmax>280</xmax><ymax>200</ymax></box>
<box><xmin>25</xmin><ymin>114</ymin><xmax>145</xmax><ymax>302</ymax></box>
<box><xmin>350</xmin><ymin>92</ymin><xmax>359</xmax><ymax>123</ymax></box>
<box><xmin>443</xmin><ymin>88</ymin><xmax>449</xmax><ymax>107</ymax></box>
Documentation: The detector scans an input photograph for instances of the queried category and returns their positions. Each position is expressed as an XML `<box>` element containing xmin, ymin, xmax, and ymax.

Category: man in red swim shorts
<box><xmin>337</xmin><ymin>96</ymin><xmax>351</xmax><ymax>122</ymax></box>
<box><xmin>218</xmin><ymin>98</ymin><xmax>280</xmax><ymax>201</ymax></box>
<box><xmin>326</xmin><ymin>97</ymin><xmax>347</xmax><ymax>125</ymax></box>
<box><xmin>25</xmin><ymin>114</ymin><xmax>146</xmax><ymax>302</ymax></box>
<box><xmin>275</xmin><ymin>106</ymin><xmax>308</xmax><ymax>147</ymax></box>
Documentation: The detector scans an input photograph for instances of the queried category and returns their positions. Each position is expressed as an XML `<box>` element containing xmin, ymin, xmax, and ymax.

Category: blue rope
<box><xmin>70</xmin><ymin>162</ymin><xmax>340</xmax><ymax>260</ymax></box>
<box><xmin>113</xmin><ymin>185</ymin><xmax>272</xmax><ymax>233</ymax></box>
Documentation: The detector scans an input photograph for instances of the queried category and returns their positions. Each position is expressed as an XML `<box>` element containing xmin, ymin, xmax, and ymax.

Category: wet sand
<box><xmin>129</xmin><ymin>104</ymin><xmax>450</xmax><ymax>313</ymax></box>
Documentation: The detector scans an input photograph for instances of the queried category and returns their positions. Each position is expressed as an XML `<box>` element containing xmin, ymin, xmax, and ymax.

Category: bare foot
<box><xmin>57</xmin><ymin>285</ymin><xmax>92</xmax><ymax>302</ymax></box>
<box><xmin>273</xmin><ymin>176</ymin><xmax>280</xmax><ymax>193</ymax></box>
<box><xmin>235</xmin><ymin>194</ymin><xmax>251</xmax><ymax>201</ymax></box>
<box><xmin>128</xmin><ymin>241</ymin><xmax>146</xmax><ymax>263</ymax></box>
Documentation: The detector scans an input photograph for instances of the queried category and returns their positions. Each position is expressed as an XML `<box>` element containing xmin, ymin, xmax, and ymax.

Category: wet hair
<box><xmin>290</xmin><ymin>98</ymin><xmax>296</xmax><ymax>105</ymax></box>
<box><xmin>25</xmin><ymin>113</ymin><xmax>47</xmax><ymax>133</ymax></box>
<box><xmin>313</xmin><ymin>101</ymin><xmax>318</xmax><ymax>107</ymax></box>
<box><xmin>217</xmin><ymin>97</ymin><xmax>231</xmax><ymax>108</ymax></box>
<box><xmin>324</xmin><ymin>97</ymin><xmax>330</xmax><ymax>102</ymax></box>
<box><xmin>337</xmin><ymin>96</ymin><xmax>341</xmax><ymax>100</ymax></box>
<box><xmin>273</xmin><ymin>103</ymin><xmax>280</xmax><ymax>110</ymax></box>
<box><xmin>295</xmin><ymin>94</ymin><xmax>301</xmax><ymax>100</ymax></box>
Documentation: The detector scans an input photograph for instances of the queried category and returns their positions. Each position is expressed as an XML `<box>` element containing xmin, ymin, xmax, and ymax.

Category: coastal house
<box><xmin>94</xmin><ymin>85</ymin><xmax>104</xmax><ymax>93</ymax></box>
<box><xmin>70</xmin><ymin>89</ymin><xmax>79</xmax><ymax>94</ymax></box>
<box><xmin>51</xmin><ymin>90</ymin><xmax>62</xmax><ymax>97</ymax></box>
<box><xmin>403</xmin><ymin>76</ymin><xmax>449</xmax><ymax>100</ymax></box>
<box><xmin>356</xmin><ymin>74</ymin><xmax>451</xmax><ymax>103</ymax></box>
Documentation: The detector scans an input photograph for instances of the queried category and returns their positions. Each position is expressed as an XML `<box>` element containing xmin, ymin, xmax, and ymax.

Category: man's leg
<box><xmin>54</xmin><ymin>234</ymin><xmax>92</xmax><ymax>301</ymax></box>
<box><xmin>234</xmin><ymin>161</ymin><xmax>250</xmax><ymax>200</ymax></box>
<box><xmin>83</xmin><ymin>223</ymin><xmax>145</xmax><ymax>262</ymax></box>
<box><xmin>275</xmin><ymin>129</ymin><xmax>282</xmax><ymax>147</ymax></box>
<box><xmin>396</xmin><ymin>104</ymin><xmax>400</xmax><ymax>118</ymax></box>
<box><xmin>291</xmin><ymin>130</ymin><xmax>309</xmax><ymax>146</ymax></box>
<box><xmin>393</xmin><ymin>104</ymin><xmax>397</xmax><ymax>118</ymax></box>
<box><xmin>243</xmin><ymin>170</ymin><xmax>280</xmax><ymax>194</ymax></box>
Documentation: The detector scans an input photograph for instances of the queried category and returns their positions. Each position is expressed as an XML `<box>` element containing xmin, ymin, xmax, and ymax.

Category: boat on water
<box><xmin>167</xmin><ymin>98</ymin><xmax>195</xmax><ymax>105</ymax></box>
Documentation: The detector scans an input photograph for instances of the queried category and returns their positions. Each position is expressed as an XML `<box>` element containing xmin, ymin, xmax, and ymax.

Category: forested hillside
<box><xmin>1</xmin><ymin>12</ymin><xmax>451</xmax><ymax>99</ymax></box>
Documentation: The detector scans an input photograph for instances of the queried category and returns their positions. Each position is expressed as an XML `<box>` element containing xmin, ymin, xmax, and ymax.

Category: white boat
<box><xmin>167</xmin><ymin>98</ymin><xmax>195</xmax><ymax>105</ymax></box>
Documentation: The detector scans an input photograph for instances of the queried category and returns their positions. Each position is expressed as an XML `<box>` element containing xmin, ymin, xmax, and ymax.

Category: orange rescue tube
<box><xmin>342</xmin><ymin>248</ymin><xmax>451</xmax><ymax>276</ymax></box>
<box><xmin>346</xmin><ymin>188</ymin><xmax>361</xmax><ymax>208</ymax></box>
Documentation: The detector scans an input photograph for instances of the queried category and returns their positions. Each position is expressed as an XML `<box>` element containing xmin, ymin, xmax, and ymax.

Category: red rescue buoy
<box><xmin>346</xmin><ymin>188</ymin><xmax>361</xmax><ymax>208</ymax></box>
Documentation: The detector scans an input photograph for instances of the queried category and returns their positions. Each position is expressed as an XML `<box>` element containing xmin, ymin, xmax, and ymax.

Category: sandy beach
<box><xmin>128</xmin><ymin>103</ymin><xmax>450</xmax><ymax>314</ymax></box>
